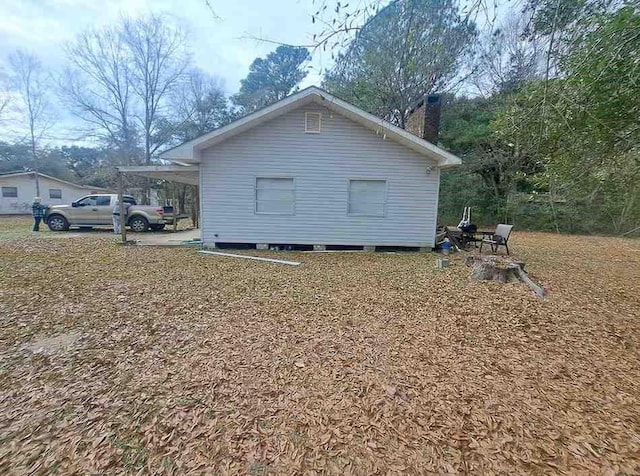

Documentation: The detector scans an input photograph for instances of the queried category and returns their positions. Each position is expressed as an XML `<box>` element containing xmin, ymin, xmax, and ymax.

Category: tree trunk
<box><xmin>30</xmin><ymin>126</ymin><xmax>40</xmax><ymax>198</ymax></box>
<box><xmin>32</xmin><ymin>145</ymin><xmax>40</xmax><ymax>197</ymax></box>
<box><xmin>465</xmin><ymin>255</ymin><xmax>545</xmax><ymax>297</ymax></box>
<box><xmin>191</xmin><ymin>185</ymin><xmax>199</xmax><ymax>228</ymax></box>
<box><xmin>178</xmin><ymin>184</ymin><xmax>187</xmax><ymax>215</ymax></box>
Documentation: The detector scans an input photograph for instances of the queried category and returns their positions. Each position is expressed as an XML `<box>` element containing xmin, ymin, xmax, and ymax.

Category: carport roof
<box><xmin>115</xmin><ymin>165</ymin><xmax>199</xmax><ymax>186</ymax></box>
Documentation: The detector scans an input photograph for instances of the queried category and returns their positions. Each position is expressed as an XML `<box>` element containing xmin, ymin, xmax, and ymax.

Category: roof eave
<box><xmin>160</xmin><ymin>86</ymin><xmax>464</xmax><ymax>168</ymax></box>
<box><xmin>0</xmin><ymin>171</ymin><xmax>111</xmax><ymax>190</ymax></box>
<box><xmin>438</xmin><ymin>160</ymin><xmax>462</xmax><ymax>170</ymax></box>
<box><xmin>158</xmin><ymin>87</ymin><xmax>323</xmax><ymax>162</ymax></box>
<box><xmin>317</xmin><ymin>94</ymin><xmax>461</xmax><ymax>167</ymax></box>
<box><xmin>192</xmin><ymin>94</ymin><xmax>317</xmax><ymax>153</ymax></box>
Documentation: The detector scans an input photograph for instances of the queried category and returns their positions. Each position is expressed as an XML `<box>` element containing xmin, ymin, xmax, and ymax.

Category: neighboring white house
<box><xmin>0</xmin><ymin>172</ymin><xmax>111</xmax><ymax>215</ymax></box>
<box><xmin>121</xmin><ymin>86</ymin><xmax>462</xmax><ymax>248</ymax></box>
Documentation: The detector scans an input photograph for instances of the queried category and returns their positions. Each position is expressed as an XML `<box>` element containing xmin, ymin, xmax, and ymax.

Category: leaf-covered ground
<box><xmin>1</xmin><ymin>216</ymin><xmax>639</xmax><ymax>474</ymax></box>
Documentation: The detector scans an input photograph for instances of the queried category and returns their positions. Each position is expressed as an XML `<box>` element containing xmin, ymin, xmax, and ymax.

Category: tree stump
<box><xmin>465</xmin><ymin>255</ymin><xmax>546</xmax><ymax>297</ymax></box>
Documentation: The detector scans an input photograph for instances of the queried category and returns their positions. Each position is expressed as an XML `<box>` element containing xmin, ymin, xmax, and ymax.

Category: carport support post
<box><xmin>117</xmin><ymin>171</ymin><xmax>127</xmax><ymax>244</ymax></box>
<box><xmin>172</xmin><ymin>187</ymin><xmax>178</xmax><ymax>233</ymax></box>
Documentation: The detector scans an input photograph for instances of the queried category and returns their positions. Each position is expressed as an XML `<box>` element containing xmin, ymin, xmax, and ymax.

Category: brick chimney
<box><xmin>406</xmin><ymin>94</ymin><xmax>442</xmax><ymax>144</ymax></box>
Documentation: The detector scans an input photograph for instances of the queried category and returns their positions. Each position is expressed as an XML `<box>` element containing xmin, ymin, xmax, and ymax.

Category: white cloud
<box><xmin>0</xmin><ymin>0</ymin><xmax>332</xmax><ymax>143</ymax></box>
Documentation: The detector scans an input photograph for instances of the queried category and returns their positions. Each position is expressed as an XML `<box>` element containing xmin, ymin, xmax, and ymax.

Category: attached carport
<box><xmin>116</xmin><ymin>165</ymin><xmax>200</xmax><ymax>186</ymax></box>
<box><xmin>114</xmin><ymin>164</ymin><xmax>200</xmax><ymax>244</ymax></box>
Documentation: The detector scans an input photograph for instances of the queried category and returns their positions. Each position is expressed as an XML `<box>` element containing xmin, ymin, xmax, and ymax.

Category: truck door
<box><xmin>73</xmin><ymin>195</ymin><xmax>100</xmax><ymax>225</ymax></box>
<box><xmin>95</xmin><ymin>196</ymin><xmax>114</xmax><ymax>224</ymax></box>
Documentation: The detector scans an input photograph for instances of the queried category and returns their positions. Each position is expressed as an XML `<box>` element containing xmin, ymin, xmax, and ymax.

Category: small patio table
<box><xmin>445</xmin><ymin>226</ymin><xmax>495</xmax><ymax>251</ymax></box>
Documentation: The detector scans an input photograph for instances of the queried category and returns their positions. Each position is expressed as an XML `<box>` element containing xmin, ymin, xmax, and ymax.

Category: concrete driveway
<box><xmin>131</xmin><ymin>228</ymin><xmax>201</xmax><ymax>246</ymax></box>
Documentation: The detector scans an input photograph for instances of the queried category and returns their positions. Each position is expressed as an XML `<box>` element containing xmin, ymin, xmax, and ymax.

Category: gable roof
<box><xmin>0</xmin><ymin>171</ymin><xmax>111</xmax><ymax>191</ymax></box>
<box><xmin>160</xmin><ymin>86</ymin><xmax>462</xmax><ymax>169</ymax></box>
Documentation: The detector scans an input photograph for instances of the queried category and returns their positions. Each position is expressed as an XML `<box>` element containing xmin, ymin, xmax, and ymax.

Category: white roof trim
<box><xmin>0</xmin><ymin>171</ymin><xmax>111</xmax><ymax>191</ymax></box>
<box><xmin>116</xmin><ymin>165</ymin><xmax>200</xmax><ymax>173</ymax></box>
<box><xmin>160</xmin><ymin>86</ymin><xmax>462</xmax><ymax>169</ymax></box>
<box><xmin>116</xmin><ymin>165</ymin><xmax>200</xmax><ymax>186</ymax></box>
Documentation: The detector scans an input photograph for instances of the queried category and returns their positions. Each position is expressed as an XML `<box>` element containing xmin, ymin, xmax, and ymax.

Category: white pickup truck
<box><xmin>45</xmin><ymin>194</ymin><xmax>172</xmax><ymax>232</ymax></box>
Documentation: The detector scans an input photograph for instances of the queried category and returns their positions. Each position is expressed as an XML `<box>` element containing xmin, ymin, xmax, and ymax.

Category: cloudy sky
<box><xmin>0</xmin><ymin>0</ymin><xmax>333</xmax><ymax>142</ymax></box>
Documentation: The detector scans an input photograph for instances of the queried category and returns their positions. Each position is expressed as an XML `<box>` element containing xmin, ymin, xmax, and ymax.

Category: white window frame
<box><xmin>254</xmin><ymin>177</ymin><xmax>296</xmax><ymax>216</ymax></box>
<box><xmin>2</xmin><ymin>186</ymin><xmax>18</xmax><ymax>198</ymax></box>
<box><xmin>347</xmin><ymin>179</ymin><xmax>388</xmax><ymax>218</ymax></box>
<box><xmin>49</xmin><ymin>188</ymin><xmax>62</xmax><ymax>199</ymax></box>
<box><xmin>304</xmin><ymin>112</ymin><xmax>322</xmax><ymax>133</ymax></box>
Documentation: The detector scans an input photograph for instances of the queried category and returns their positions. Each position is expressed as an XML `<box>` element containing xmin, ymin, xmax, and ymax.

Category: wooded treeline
<box><xmin>319</xmin><ymin>0</ymin><xmax>639</xmax><ymax>235</ymax></box>
<box><xmin>1</xmin><ymin>1</ymin><xmax>638</xmax><ymax>234</ymax></box>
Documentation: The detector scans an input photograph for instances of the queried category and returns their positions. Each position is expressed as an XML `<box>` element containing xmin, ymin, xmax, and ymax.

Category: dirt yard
<box><xmin>1</xmin><ymin>216</ymin><xmax>639</xmax><ymax>474</ymax></box>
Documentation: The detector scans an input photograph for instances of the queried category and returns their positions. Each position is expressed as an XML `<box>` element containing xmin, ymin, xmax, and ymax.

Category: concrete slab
<box><xmin>133</xmin><ymin>228</ymin><xmax>201</xmax><ymax>246</ymax></box>
<box><xmin>40</xmin><ymin>233</ymin><xmax>84</xmax><ymax>239</ymax></box>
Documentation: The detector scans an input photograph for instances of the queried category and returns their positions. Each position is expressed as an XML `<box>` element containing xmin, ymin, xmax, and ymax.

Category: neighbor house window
<box><xmin>348</xmin><ymin>180</ymin><xmax>387</xmax><ymax>217</ymax></box>
<box><xmin>255</xmin><ymin>177</ymin><xmax>295</xmax><ymax>214</ymax></box>
<box><xmin>2</xmin><ymin>187</ymin><xmax>17</xmax><ymax>198</ymax></box>
<box><xmin>49</xmin><ymin>188</ymin><xmax>62</xmax><ymax>199</ymax></box>
<box><xmin>305</xmin><ymin>112</ymin><xmax>322</xmax><ymax>133</ymax></box>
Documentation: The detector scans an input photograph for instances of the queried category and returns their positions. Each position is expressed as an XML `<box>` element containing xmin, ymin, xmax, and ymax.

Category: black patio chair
<box><xmin>480</xmin><ymin>224</ymin><xmax>514</xmax><ymax>255</ymax></box>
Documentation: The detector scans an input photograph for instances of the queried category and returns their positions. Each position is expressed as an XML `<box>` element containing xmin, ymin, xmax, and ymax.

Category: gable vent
<box><xmin>305</xmin><ymin>112</ymin><xmax>322</xmax><ymax>133</ymax></box>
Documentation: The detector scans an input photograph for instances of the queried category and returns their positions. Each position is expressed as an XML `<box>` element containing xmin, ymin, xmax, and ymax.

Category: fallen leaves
<box><xmin>0</xmin><ymin>216</ymin><xmax>639</xmax><ymax>474</ymax></box>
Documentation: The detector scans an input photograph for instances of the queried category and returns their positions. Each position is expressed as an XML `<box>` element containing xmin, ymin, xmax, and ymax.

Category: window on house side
<box><xmin>348</xmin><ymin>180</ymin><xmax>387</xmax><ymax>217</ymax></box>
<box><xmin>305</xmin><ymin>112</ymin><xmax>322</xmax><ymax>133</ymax></box>
<box><xmin>49</xmin><ymin>188</ymin><xmax>62</xmax><ymax>199</ymax></box>
<box><xmin>1</xmin><ymin>187</ymin><xmax>18</xmax><ymax>198</ymax></box>
<box><xmin>255</xmin><ymin>177</ymin><xmax>295</xmax><ymax>215</ymax></box>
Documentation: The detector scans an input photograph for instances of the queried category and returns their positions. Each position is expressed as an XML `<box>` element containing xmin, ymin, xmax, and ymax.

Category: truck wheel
<box><xmin>47</xmin><ymin>215</ymin><xmax>69</xmax><ymax>231</ymax></box>
<box><xmin>128</xmin><ymin>216</ymin><xmax>149</xmax><ymax>232</ymax></box>
<box><xmin>150</xmin><ymin>224</ymin><xmax>166</xmax><ymax>231</ymax></box>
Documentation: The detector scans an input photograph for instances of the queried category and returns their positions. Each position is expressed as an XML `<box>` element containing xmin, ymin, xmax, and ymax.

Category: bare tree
<box><xmin>121</xmin><ymin>15</ymin><xmax>189</xmax><ymax>203</ymax></box>
<box><xmin>64</xmin><ymin>15</ymin><xmax>190</xmax><ymax>202</ymax></box>
<box><xmin>0</xmin><ymin>68</ymin><xmax>10</xmax><ymax>122</ymax></box>
<box><xmin>122</xmin><ymin>15</ymin><xmax>189</xmax><ymax>165</ymax></box>
<box><xmin>171</xmin><ymin>68</ymin><xmax>228</xmax><ymax>141</ymax></box>
<box><xmin>8</xmin><ymin>50</ymin><xmax>52</xmax><ymax>197</ymax></box>
<box><xmin>473</xmin><ymin>12</ymin><xmax>543</xmax><ymax>96</ymax></box>
<box><xmin>0</xmin><ymin>97</ymin><xmax>8</xmax><ymax>120</ymax></box>
<box><xmin>63</xmin><ymin>26</ymin><xmax>137</xmax><ymax>158</ymax></box>
<box><xmin>0</xmin><ymin>79</ymin><xmax>11</xmax><ymax>123</ymax></box>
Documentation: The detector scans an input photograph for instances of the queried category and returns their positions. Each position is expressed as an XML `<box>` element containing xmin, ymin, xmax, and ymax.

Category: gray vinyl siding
<box><xmin>200</xmin><ymin>104</ymin><xmax>440</xmax><ymax>247</ymax></box>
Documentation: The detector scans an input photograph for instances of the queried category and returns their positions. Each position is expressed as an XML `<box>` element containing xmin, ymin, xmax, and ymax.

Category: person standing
<box><xmin>31</xmin><ymin>197</ymin><xmax>47</xmax><ymax>232</ymax></box>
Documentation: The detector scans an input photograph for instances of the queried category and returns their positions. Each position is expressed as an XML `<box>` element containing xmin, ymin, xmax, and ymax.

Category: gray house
<box><xmin>123</xmin><ymin>86</ymin><xmax>462</xmax><ymax>248</ymax></box>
